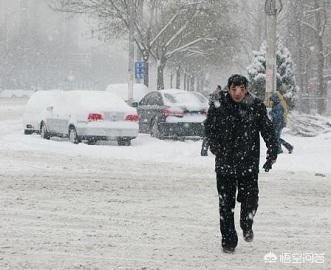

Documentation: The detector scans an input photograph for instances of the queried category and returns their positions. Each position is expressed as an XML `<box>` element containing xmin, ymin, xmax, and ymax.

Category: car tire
<box><xmin>68</xmin><ymin>126</ymin><xmax>80</xmax><ymax>144</ymax></box>
<box><xmin>24</xmin><ymin>129</ymin><xmax>33</xmax><ymax>135</ymax></box>
<box><xmin>151</xmin><ymin>119</ymin><xmax>163</xmax><ymax>139</ymax></box>
<box><xmin>40</xmin><ymin>122</ymin><xmax>50</xmax><ymax>140</ymax></box>
<box><xmin>117</xmin><ymin>138</ymin><xmax>131</xmax><ymax>146</ymax></box>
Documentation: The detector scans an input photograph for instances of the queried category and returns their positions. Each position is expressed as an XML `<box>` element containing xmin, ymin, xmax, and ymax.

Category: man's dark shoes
<box><xmin>243</xmin><ymin>229</ymin><xmax>254</xmax><ymax>242</ymax></box>
<box><xmin>288</xmin><ymin>146</ymin><xmax>294</xmax><ymax>154</ymax></box>
<box><xmin>222</xmin><ymin>246</ymin><xmax>235</xmax><ymax>253</ymax></box>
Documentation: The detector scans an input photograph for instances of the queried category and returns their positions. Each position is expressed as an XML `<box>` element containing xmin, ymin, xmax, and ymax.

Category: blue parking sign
<box><xmin>135</xmin><ymin>61</ymin><xmax>144</xmax><ymax>80</ymax></box>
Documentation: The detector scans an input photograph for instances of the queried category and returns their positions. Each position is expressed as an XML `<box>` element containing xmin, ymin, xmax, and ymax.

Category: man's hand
<box><xmin>263</xmin><ymin>159</ymin><xmax>276</xmax><ymax>172</ymax></box>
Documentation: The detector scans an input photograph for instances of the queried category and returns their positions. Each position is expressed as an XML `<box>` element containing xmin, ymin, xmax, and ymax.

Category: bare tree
<box><xmin>49</xmin><ymin>0</ymin><xmax>239</xmax><ymax>90</ymax></box>
<box><xmin>158</xmin><ymin>1</ymin><xmax>239</xmax><ymax>90</ymax></box>
<box><xmin>49</xmin><ymin>0</ymin><xmax>176</xmax><ymax>88</ymax></box>
<box><xmin>280</xmin><ymin>0</ymin><xmax>330</xmax><ymax>114</ymax></box>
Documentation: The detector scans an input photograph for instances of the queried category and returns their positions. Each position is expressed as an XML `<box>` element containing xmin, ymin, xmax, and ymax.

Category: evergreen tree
<box><xmin>247</xmin><ymin>41</ymin><xmax>298</xmax><ymax>108</ymax></box>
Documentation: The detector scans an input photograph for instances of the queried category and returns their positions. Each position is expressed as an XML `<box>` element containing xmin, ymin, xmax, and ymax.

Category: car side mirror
<box><xmin>46</xmin><ymin>106</ymin><xmax>53</xmax><ymax>112</ymax></box>
<box><xmin>131</xmin><ymin>102</ymin><xmax>138</xmax><ymax>108</ymax></box>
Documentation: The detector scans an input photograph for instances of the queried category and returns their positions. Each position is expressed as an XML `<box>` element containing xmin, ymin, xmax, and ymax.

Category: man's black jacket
<box><xmin>204</xmin><ymin>91</ymin><xmax>278</xmax><ymax>176</ymax></box>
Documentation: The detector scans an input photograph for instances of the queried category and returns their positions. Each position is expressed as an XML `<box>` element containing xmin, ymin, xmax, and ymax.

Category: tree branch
<box><xmin>301</xmin><ymin>21</ymin><xmax>318</xmax><ymax>33</ymax></box>
<box><xmin>149</xmin><ymin>12</ymin><xmax>179</xmax><ymax>47</ymax></box>
<box><xmin>165</xmin><ymin>38</ymin><xmax>214</xmax><ymax>58</ymax></box>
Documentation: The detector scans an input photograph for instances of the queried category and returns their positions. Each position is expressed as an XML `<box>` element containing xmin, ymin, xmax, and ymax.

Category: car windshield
<box><xmin>163</xmin><ymin>92</ymin><xmax>207</xmax><ymax>106</ymax></box>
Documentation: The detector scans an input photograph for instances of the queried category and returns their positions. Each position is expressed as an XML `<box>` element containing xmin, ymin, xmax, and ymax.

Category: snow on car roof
<box><xmin>159</xmin><ymin>89</ymin><xmax>207</xmax><ymax>99</ymax></box>
<box><xmin>159</xmin><ymin>88</ymin><xmax>188</xmax><ymax>95</ymax></box>
<box><xmin>105</xmin><ymin>83</ymin><xmax>149</xmax><ymax>103</ymax></box>
<box><xmin>26</xmin><ymin>90</ymin><xmax>62</xmax><ymax>108</ymax></box>
<box><xmin>63</xmin><ymin>90</ymin><xmax>135</xmax><ymax>112</ymax></box>
<box><xmin>159</xmin><ymin>89</ymin><xmax>208</xmax><ymax>109</ymax></box>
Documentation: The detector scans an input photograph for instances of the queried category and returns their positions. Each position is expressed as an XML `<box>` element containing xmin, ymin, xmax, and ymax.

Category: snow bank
<box><xmin>288</xmin><ymin>111</ymin><xmax>331</xmax><ymax>137</ymax></box>
<box><xmin>0</xmin><ymin>89</ymin><xmax>35</xmax><ymax>98</ymax></box>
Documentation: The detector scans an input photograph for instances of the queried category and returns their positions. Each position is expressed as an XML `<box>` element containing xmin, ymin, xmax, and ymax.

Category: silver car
<box><xmin>40</xmin><ymin>90</ymin><xmax>139</xmax><ymax>145</ymax></box>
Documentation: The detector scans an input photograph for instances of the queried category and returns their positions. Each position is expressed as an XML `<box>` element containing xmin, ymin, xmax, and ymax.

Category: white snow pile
<box><xmin>287</xmin><ymin>111</ymin><xmax>331</xmax><ymax>137</ymax></box>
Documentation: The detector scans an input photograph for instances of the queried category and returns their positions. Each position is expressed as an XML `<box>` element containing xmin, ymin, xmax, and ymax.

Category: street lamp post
<box><xmin>264</xmin><ymin>0</ymin><xmax>282</xmax><ymax>105</ymax></box>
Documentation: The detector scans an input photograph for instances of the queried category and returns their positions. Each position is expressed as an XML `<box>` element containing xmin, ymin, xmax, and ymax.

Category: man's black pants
<box><xmin>216</xmin><ymin>173</ymin><xmax>259</xmax><ymax>248</ymax></box>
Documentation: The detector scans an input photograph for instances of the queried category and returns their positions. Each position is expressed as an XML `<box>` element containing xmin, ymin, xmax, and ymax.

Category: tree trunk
<box><xmin>196</xmin><ymin>77</ymin><xmax>200</xmax><ymax>92</ymax></box>
<box><xmin>157</xmin><ymin>58</ymin><xmax>166</xmax><ymax>90</ymax></box>
<box><xmin>190</xmin><ymin>75</ymin><xmax>195</xmax><ymax>91</ymax></box>
<box><xmin>143</xmin><ymin>60</ymin><xmax>149</xmax><ymax>87</ymax></box>
<box><xmin>303</xmin><ymin>62</ymin><xmax>311</xmax><ymax>113</ymax></box>
<box><xmin>176</xmin><ymin>66</ymin><xmax>181</xmax><ymax>89</ymax></box>
<box><xmin>184</xmin><ymin>72</ymin><xmax>187</xmax><ymax>90</ymax></box>
<box><xmin>314</xmin><ymin>0</ymin><xmax>325</xmax><ymax>114</ymax></box>
<box><xmin>170</xmin><ymin>71</ymin><xmax>173</xmax><ymax>88</ymax></box>
<box><xmin>201</xmin><ymin>76</ymin><xmax>206</xmax><ymax>92</ymax></box>
<box><xmin>296</xmin><ymin>1</ymin><xmax>308</xmax><ymax>113</ymax></box>
<box><xmin>196</xmin><ymin>75</ymin><xmax>203</xmax><ymax>92</ymax></box>
<box><xmin>316</xmin><ymin>36</ymin><xmax>325</xmax><ymax>114</ymax></box>
<box><xmin>142</xmin><ymin>50</ymin><xmax>149</xmax><ymax>87</ymax></box>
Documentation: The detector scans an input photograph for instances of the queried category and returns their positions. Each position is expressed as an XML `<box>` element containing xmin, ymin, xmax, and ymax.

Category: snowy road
<box><xmin>0</xmin><ymin>98</ymin><xmax>330</xmax><ymax>269</ymax></box>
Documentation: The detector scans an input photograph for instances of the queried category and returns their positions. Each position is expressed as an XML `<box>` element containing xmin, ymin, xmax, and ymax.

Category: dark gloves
<box><xmin>263</xmin><ymin>158</ymin><xmax>276</xmax><ymax>172</ymax></box>
<box><xmin>209</xmin><ymin>143</ymin><xmax>221</xmax><ymax>156</ymax></box>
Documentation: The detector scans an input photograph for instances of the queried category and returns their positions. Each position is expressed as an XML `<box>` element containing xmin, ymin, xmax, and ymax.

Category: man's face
<box><xmin>228</xmin><ymin>84</ymin><xmax>247</xmax><ymax>103</ymax></box>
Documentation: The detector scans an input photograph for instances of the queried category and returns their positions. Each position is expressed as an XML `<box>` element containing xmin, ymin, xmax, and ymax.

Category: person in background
<box><xmin>204</xmin><ymin>74</ymin><xmax>278</xmax><ymax>253</ymax></box>
<box><xmin>270</xmin><ymin>92</ymin><xmax>294</xmax><ymax>154</ymax></box>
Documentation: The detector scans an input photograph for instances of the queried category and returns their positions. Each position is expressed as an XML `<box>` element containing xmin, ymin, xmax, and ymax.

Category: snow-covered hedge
<box><xmin>287</xmin><ymin>111</ymin><xmax>331</xmax><ymax>137</ymax></box>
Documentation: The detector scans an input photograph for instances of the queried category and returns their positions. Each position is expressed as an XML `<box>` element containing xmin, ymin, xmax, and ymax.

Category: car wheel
<box><xmin>40</xmin><ymin>122</ymin><xmax>50</xmax><ymax>140</ymax></box>
<box><xmin>24</xmin><ymin>129</ymin><xmax>33</xmax><ymax>135</ymax></box>
<box><xmin>68</xmin><ymin>126</ymin><xmax>80</xmax><ymax>144</ymax></box>
<box><xmin>117</xmin><ymin>138</ymin><xmax>131</xmax><ymax>146</ymax></box>
<box><xmin>151</xmin><ymin>119</ymin><xmax>163</xmax><ymax>139</ymax></box>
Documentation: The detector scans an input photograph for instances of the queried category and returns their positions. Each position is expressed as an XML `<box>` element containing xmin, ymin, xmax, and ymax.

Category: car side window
<box><xmin>148</xmin><ymin>93</ymin><xmax>163</xmax><ymax>106</ymax></box>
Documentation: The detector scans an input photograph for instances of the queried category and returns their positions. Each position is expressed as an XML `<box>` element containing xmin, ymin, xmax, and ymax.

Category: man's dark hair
<box><xmin>227</xmin><ymin>74</ymin><xmax>248</xmax><ymax>89</ymax></box>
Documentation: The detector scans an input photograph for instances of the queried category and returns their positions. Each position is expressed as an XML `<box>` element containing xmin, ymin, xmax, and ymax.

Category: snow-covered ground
<box><xmin>0</xmin><ymin>98</ymin><xmax>330</xmax><ymax>269</ymax></box>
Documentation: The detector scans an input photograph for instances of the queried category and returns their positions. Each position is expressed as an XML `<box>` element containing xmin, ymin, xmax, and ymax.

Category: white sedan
<box><xmin>39</xmin><ymin>90</ymin><xmax>139</xmax><ymax>145</ymax></box>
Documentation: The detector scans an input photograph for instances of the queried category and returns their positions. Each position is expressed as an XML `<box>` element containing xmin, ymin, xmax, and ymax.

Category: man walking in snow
<box><xmin>204</xmin><ymin>74</ymin><xmax>278</xmax><ymax>253</ymax></box>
